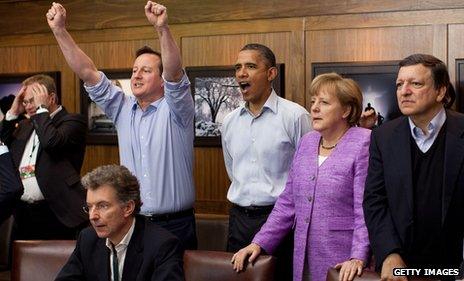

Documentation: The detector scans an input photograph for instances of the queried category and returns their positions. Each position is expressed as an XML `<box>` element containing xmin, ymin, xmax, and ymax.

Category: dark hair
<box><xmin>81</xmin><ymin>165</ymin><xmax>142</xmax><ymax>214</ymax></box>
<box><xmin>309</xmin><ymin>72</ymin><xmax>363</xmax><ymax>126</ymax></box>
<box><xmin>135</xmin><ymin>45</ymin><xmax>163</xmax><ymax>76</ymax></box>
<box><xmin>240</xmin><ymin>43</ymin><xmax>276</xmax><ymax>68</ymax></box>
<box><xmin>399</xmin><ymin>54</ymin><xmax>455</xmax><ymax>108</ymax></box>
<box><xmin>23</xmin><ymin>74</ymin><xmax>59</xmax><ymax>104</ymax></box>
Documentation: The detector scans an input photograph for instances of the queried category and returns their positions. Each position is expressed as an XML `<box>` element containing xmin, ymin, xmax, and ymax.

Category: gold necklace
<box><xmin>320</xmin><ymin>139</ymin><xmax>337</xmax><ymax>150</ymax></box>
<box><xmin>320</xmin><ymin>128</ymin><xmax>349</xmax><ymax>150</ymax></box>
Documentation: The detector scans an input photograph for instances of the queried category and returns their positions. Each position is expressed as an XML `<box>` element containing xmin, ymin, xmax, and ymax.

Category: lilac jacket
<box><xmin>253</xmin><ymin>127</ymin><xmax>371</xmax><ymax>281</ymax></box>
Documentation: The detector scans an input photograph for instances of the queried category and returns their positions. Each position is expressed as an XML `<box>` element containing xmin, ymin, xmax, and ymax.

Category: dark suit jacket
<box><xmin>363</xmin><ymin>110</ymin><xmax>464</xmax><ymax>270</ymax></box>
<box><xmin>0</xmin><ymin>107</ymin><xmax>87</xmax><ymax>227</ymax></box>
<box><xmin>55</xmin><ymin>216</ymin><xmax>184</xmax><ymax>281</ymax></box>
<box><xmin>0</xmin><ymin>151</ymin><xmax>23</xmax><ymax>223</ymax></box>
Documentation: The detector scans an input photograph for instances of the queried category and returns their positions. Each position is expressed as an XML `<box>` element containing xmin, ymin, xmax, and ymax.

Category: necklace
<box><xmin>320</xmin><ymin>140</ymin><xmax>337</xmax><ymax>150</ymax></box>
<box><xmin>320</xmin><ymin>127</ymin><xmax>350</xmax><ymax>150</ymax></box>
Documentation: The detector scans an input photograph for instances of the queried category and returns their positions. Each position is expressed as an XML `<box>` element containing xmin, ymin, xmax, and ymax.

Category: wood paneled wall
<box><xmin>1</xmin><ymin>6</ymin><xmax>464</xmax><ymax>214</ymax></box>
<box><xmin>2</xmin><ymin>0</ymin><xmax>464</xmax><ymax>36</ymax></box>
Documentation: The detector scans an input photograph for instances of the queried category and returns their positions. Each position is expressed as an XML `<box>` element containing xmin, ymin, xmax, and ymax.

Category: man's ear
<box><xmin>123</xmin><ymin>200</ymin><xmax>135</xmax><ymax>217</ymax></box>
<box><xmin>49</xmin><ymin>92</ymin><xmax>57</xmax><ymax>105</ymax></box>
<box><xmin>436</xmin><ymin>86</ymin><xmax>446</xmax><ymax>103</ymax></box>
<box><xmin>267</xmin><ymin>66</ymin><xmax>277</xmax><ymax>82</ymax></box>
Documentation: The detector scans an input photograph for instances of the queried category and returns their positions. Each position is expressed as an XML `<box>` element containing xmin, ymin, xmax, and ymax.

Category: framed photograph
<box><xmin>455</xmin><ymin>59</ymin><xmax>464</xmax><ymax>112</ymax></box>
<box><xmin>80</xmin><ymin>69</ymin><xmax>133</xmax><ymax>145</ymax></box>
<box><xmin>0</xmin><ymin>72</ymin><xmax>61</xmax><ymax>119</ymax></box>
<box><xmin>186</xmin><ymin>64</ymin><xmax>285</xmax><ymax>147</ymax></box>
<box><xmin>312</xmin><ymin>61</ymin><xmax>401</xmax><ymax>125</ymax></box>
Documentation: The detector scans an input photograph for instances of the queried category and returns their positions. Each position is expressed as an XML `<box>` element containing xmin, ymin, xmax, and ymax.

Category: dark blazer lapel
<box><xmin>93</xmin><ymin>239</ymin><xmax>110</xmax><ymax>281</ymax></box>
<box><xmin>391</xmin><ymin>117</ymin><xmax>414</xmax><ymax>215</ymax></box>
<box><xmin>442</xmin><ymin>110</ymin><xmax>464</xmax><ymax>223</ymax></box>
<box><xmin>11</xmin><ymin>120</ymin><xmax>34</xmax><ymax>165</ymax></box>
<box><xmin>122</xmin><ymin>217</ymin><xmax>144</xmax><ymax>281</ymax></box>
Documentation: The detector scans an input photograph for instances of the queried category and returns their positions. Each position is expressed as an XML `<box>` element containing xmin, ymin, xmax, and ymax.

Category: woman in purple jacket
<box><xmin>232</xmin><ymin>73</ymin><xmax>371</xmax><ymax>281</ymax></box>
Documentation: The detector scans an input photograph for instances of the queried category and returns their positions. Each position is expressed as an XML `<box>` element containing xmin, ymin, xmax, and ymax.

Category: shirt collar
<box><xmin>49</xmin><ymin>105</ymin><xmax>63</xmax><ymax>119</ymax></box>
<box><xmin>131</xmin><ymin>96</ymin><xmax>164</xmax><ymax>111</ymax></box>
<box><xmin>105</xmin><ymin>217</ymin><xmax>136</xmax><ymax>251</ymax></box>
<box><xmin>408</xmin><ymin>107</ymin><xmax>446</xmax><ymax>138</ymax></box>
<box><xmin>240</xmin><ymin>89</ymin><xmax>278</xmax><ymax>116</ymax></box>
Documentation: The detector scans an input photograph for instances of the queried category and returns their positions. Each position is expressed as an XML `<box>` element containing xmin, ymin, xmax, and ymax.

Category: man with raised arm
<box><xmin>47</xmin><ymin>1</ymin><xmax>197</xmax><ymax>249</ymax></box>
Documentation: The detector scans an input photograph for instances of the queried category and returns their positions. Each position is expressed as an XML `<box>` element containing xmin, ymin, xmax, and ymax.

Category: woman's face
<box><xmin>310</xmin><ymin>89</ymin><xmax>350</xmax><ymax>133</ymax></box>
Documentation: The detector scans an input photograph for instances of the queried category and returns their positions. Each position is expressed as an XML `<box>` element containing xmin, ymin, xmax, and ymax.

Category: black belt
<box><xmin>145</xmin><ymin>208</ymin><xmax>194</xmax><ymax>222</ymax></box>
<box><xmin>232</xmin><ymin>204</ymin><xmax>274</xmax><ymax>216</ymax></box>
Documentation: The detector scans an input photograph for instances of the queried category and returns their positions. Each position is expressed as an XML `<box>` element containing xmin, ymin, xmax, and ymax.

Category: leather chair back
<box><xmin>11</xmin><ymin>240</ymin><xmax>75</xmax><ymax>281</ymax></box>
<box><xmin>184</xmin><ymin>250</ymin><xmax>275</xmax><ymax>281</ymax></box>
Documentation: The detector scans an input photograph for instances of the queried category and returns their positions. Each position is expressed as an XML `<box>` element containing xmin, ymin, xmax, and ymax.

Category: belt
<box><xmin>232</xmin><ymin>204</ymin><xmax>274</xmax><ymax>216</ymax></box>
<box><xmin>144</xmin><ymin>208</ymin><xmax>194</xmax><ymax>222</ymax></box>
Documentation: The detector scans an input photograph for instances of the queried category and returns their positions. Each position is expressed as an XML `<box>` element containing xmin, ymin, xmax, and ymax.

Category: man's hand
<box><xmin>334</xmin><ymin>259</ymin><xmax>364</xmax><ymax>281</ymax></box>
<box><xmin>359</xmin><ymin>109</ymin><xmax>377</xmax><ymax>129</ymax></box>
<box><xmin>380</xmin><ymin>253</ymin><xmax>408</xmax><ymax>281</ymax></box>
<box><xmin>144</xmin><ymin>1</ymin><xmax>168</xmax><ymax>28</ymax></box>
<box><xmin>30</xmin><ymin>83</ymin><xmax>51</xmax><ymax>109</ymax></box>
<box><xmin>9</xmin><ymin>86</ymin><xmax>26</xmax><ymax>116</ymax></box>
<box><xmin>230</xmin><ymin>243</ymin><xmax>262</xmax><ymax>272</ymax></box>
<box><xmin>46</xmin><ymin>2</ymin><xmax>67</xmax><ymax>31</ymax></box>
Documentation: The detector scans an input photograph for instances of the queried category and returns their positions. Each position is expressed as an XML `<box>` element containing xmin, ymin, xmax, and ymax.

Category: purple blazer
<box><xmin>253</xmin><ymin>127</ymin><xmax>371</xmax><ymax>281</ymax></box>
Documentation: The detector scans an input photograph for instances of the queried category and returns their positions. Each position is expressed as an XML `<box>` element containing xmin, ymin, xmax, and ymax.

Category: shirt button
<box><xmin>305</xmin><ymin>218</ymin><xmax>310</xmax><ymax>223</ymax></box>
<box><xmin>307</xmin><ymin>196</ymin><xmax>312</xmax><ymax>202</ymax></box>
<box><xmin>251</xmin><ymin>159</ymin><xmax>256</xmax><ymax>163</ymax></box>
<box><xmin>309</xmin><ymin>175</ymin><xmax>315</xmax><ymax>180</ymax></box>
<box><xmin>141</xmin><ymin>136</ymin><xmax>144</xmax><ymax>139</ymax></box>
<box><xmin>252</xmin><ymin>138</ymin><xmax>256</xmax><ymax>143</ymax></box>
<box><xmin>143</xmin><ymin>174</ymin><xmax>147</xmax><ymax>177</ymax></box>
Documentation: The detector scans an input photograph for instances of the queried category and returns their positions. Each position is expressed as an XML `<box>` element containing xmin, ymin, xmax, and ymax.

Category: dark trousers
<box><xmin>147</xmin><ymin>211</ymin><xmax>197</xmax><ymax>251</ymax></box>
<box><xmin>227</xmin><ymin>204</ymin><xmax>293</xmax><ymax>281</ymax></box>
<box><xmin>14</xmin><ymin>201</ymin><xmax>81</xmax><ymax>240</ymax></box>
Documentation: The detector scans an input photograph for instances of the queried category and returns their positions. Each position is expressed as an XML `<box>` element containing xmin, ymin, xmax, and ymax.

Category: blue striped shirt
<box><xmin>85</xmin><ymin>72</ymin><xmax>195</xmax><ymax>214</ymax></box>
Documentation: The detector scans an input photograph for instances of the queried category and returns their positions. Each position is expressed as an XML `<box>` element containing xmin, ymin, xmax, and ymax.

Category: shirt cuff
<box><xmin>0</xmin><ymin>145</ymin><xmax>9</xmax><ymax>155</ymax></box>
<box><xmin>5</xmin><ymin>110</ymin><xmax>18</xmax><ymax>121</ymax></box>
<box><xmin>36</xmin><ymin>108</ymin><xmax>49</xmax><ymax>114</ymax></box>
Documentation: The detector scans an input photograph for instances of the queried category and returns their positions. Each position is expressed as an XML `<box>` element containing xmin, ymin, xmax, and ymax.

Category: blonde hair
<box><xmin>309</xmin><ymin>72</ymin><xmax>363</xmax><ymax>126</ymax></box>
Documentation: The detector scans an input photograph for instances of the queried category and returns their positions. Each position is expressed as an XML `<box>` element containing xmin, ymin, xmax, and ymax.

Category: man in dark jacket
<box><xmin>56</xmin><ymin>165</ymin><xmax>184</xmax><ymax>281</ymax></box>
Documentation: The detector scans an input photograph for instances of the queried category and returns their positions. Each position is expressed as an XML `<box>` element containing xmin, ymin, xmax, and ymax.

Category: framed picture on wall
<box><xmin>312</xmin><ymin>61</ymin><xmax>401</xmax><ymax>125</ymax></box>
<box><xmin>455</xmin><ymin>59</ymin><xmax>464</xmax><ymax>112</ymax></box>
<box><xmin>80</xmin><ymin>69</ymin><xmax>133</xmax><ymax>145</ymax></box>
<box><xmin>186</xmin><ymin>64</ymin><xmax>285</xmax><ymax>147</ymax></box>
<box><xmin>0</xmin><ymin>72</ymin><xmax>61</xmax><ymax>119</ymax></box>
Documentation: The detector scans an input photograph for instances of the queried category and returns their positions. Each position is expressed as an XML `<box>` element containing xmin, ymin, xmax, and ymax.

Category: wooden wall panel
<box><xmin>2</xmin><ymin>0</ymin><xmax>464</xmax><ymax>36</ymax></box>
<box><xmin>305</xmin><ymin>25</ymin><xmax>446</xmax><ymax>108</ymax></box>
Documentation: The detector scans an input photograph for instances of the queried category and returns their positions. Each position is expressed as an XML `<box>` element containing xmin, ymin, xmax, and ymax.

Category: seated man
<box><xmin>0</xmin><ymin>142</ymin><xmax>23</xmax><ymax>223</ymax></box>
<box><xmin>56</xmin><ymin>165</ymin><xmax>184</xmax><ymax>281</ymax></box>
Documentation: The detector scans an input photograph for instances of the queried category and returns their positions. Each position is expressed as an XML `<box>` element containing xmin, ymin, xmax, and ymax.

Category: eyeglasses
<box><xmin>22</xmin><ymin>97</ymin><xmax>35</xmax><ymax>106</ymax></box>
<box><xmin>83</xmin><ymin>202</ymin><xmax>111</xmax><ymax>214</ymax></box>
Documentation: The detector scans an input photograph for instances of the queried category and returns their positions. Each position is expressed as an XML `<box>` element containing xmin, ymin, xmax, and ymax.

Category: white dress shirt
<box><xmin>221</xmin><ymin>90</ymin><xmax>311</xmax><ymax>206</ymax></box>
<box><xmin>106</xmin><ymin>218</ymin><xmax>136</xmax><ymax>281</ymax></box>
